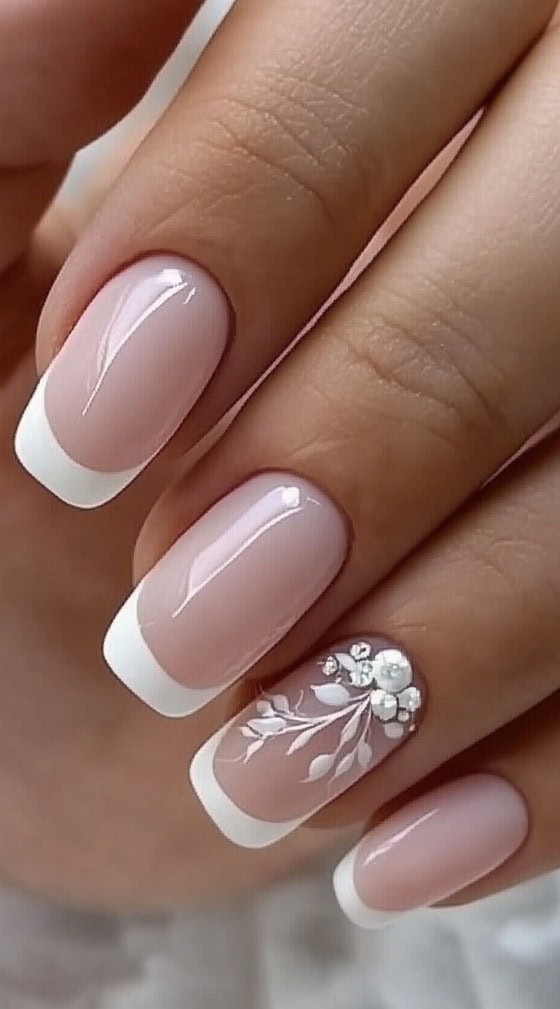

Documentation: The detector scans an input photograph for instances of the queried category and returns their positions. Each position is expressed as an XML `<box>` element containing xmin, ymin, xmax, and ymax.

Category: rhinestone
<box><xmin>384</xmin><ymin>722</ymin><xmax>405</xmax><ymax>739</ymax></box>
<box><xmin>398</xmin><ymin>686</ymin><xmax>422</xmax><ymax>712</ymax></box>
<box><xmin>350</xmin><ymin>668</ymin><xmax>373</xmax><ymax>687</ymax></box>
<box><xmin>398</xmin><ymin>710</ymin><xmax>410</xmax><ymax>722</ymax></box>
<box><xmin>370</xmin><ymin>689</ymin><xmax>398</xmax><ymax>721</ymax></box>
<box><xmin>350</xmin><ymin>641</ymin><xmax>371</xmax><ymax>661</ymax></box>
<box><xmin>372</xmin><ymin>649</ymin><xmax>413</xmax><ymax>694</ymax></box>
<box><xmin>322</xmin><ymin>656</ymin><xmax>338</xmax><ymax>676</ymax></box>
<box><xmin>349</xmin><ymin>659</ymin><xmax>376</xmax><ymax>688</ymax></box>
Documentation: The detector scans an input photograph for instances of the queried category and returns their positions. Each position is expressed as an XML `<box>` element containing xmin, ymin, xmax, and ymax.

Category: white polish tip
<box><xmin>103</xmin><ymin>585</ymin><xmax>222</xmax><ymax>718</ymax></box>
<box><xmin>14</xmin><ymin>371</ymin><xmax>141</xmax><ymax>509</ymax></box>
<box><xmin>332</xmin><ymin>849</ymin><xmax>401</xmax><ymax>930</ymax></box>
<box><xmin>189</xmin><ymin>725</ymin><xmax>305</xmax><ymax>849</ymax></box>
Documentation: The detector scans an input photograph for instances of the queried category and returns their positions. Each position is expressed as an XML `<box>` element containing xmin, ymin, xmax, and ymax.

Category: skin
<box><xmin>2</xmin><ymin>0</ymin><xmax>560</xmax><ymax>915</ymax></box>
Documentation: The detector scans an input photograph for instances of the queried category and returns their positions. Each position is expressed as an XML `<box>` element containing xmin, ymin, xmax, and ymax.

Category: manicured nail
<box><xmin>15</xmin><ymin>256</ymin><xmax>230</xmax><ymax>508</ymax></box>
<box><xmin>189</xmin><ymin>637</ymin><xmax>425</xmax><ymax>848</ymax></box>
<box><xmin>333</xmin><ymin>774</ymin><xmax>528</xmax><ymax>929</ymax></box>
<box><xmin>104</xmin><ymin>473</ymin><xmax>348</xmax><ymax>717</ymax></box>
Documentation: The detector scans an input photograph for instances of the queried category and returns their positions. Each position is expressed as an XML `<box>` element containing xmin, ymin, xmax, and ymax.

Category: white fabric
<box><xmin>0</xmin><ymin>868</ymin><xmax>559</xmax><ymax>1008</ymax></box>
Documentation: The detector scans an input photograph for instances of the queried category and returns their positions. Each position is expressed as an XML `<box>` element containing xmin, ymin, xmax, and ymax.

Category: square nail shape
<box><xmin>190</xmin><ymin>637</ymin><xmax>425</xmax><ymax>847</ymax></box>
<box><xmin>104</xmin><ymin>473</ymin><xmax>348</xmax><ymax>715</ymax></box>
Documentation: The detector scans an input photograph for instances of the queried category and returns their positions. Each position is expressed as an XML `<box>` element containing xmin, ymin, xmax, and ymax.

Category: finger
<box><xmin>0</xmin><ymin>127</ymin><xmax>151</xmax><ymax>381</ymax></box>
<box><xmin>17</xmin><ymin>0</ymin><xmax>554</xmax><ymax>506</ymax></box>
<box><xmin>102</xmin><ymin>28</ymin><xmax>560</xmax><ymax>719</ymax></box>
<box><xmin>0</xmin><ymin>165</ymin><xmax>65</xmax><ymax>274</ymax></box>
<box><xmin>332</xmin><ymin>693</ymin><xmax>560</xmax><ymax>929</ymax></box>
<box><xmin>0</xmin><ymin>0</ymin><xmax>197</xmax><ymax>272</ymax></box>
<box><xmin>0</xmin><ymin>0</ymin><xmax>197</xmax><ymax>166</ymax></box>
<box><xmin>186</xmin><ymin>421</ymin><xmax>560</xmax><ymax>847</ymax></box>
<box><xmin>0</xmin><ymin>222</ymin><xmax>71</xmax><ymax>385</ymax></box>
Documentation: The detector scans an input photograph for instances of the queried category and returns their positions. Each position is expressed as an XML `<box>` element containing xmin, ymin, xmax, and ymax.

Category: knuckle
<box><xmin>463</xmin><ymin>505</ymin><xmax>560</xmax><ymax>641</ymax></box>
<box><xmin>340</xmin><ymin>266</ymin><xmax>516</xmax><ymax>459</ymax></box>
<box><xmin>195</xmin><ymin>88</ymin><xmax>345</xmax><ymax>235</ymax></box>
<box><xmin>155</xmin><ymin>55</ymin><xmax>382</xmax><ymax>249</ymax></box>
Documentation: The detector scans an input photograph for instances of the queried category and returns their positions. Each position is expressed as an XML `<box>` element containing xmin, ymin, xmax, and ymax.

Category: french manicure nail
<box><xmin>104</xmin><ymin>473</ymin><xmax>348</xmax><ymax>717</ymax></box>
<box><xmin>189</xmin><ymin>637</ymin><xmax>425</xmax><ymax>848</ymax></box>
<box><xmin>333</xmin><ymin>774</ymin><xmax>528</xmax><ymax>930</ymax></box>
<box><xmin>15</xmin><ymin>255</ymin><xmax>230</xmax><ymax>507</ymax></box>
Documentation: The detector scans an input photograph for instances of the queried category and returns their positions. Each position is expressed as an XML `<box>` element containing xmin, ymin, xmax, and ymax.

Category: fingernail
<box><xmin>333</xmin><ymin>774</ymin><xmax>528</xmax><ymax>930</ymax></box>
<box><xmin>189</xmin><ymin>637</ymin><xmax>425</xmax><ymax>848</ymax></box>
<box><xmin>104</xmin><ymin>473</ymin><xmax>348</xmax><ymax>717</ymax></box>
<box><xmin>15</xmin><ymin>255</ymin><xmax>230</xmax><ymax>508</ymax></box>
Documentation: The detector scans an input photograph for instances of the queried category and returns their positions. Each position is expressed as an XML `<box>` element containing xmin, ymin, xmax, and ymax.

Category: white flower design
<box><xmin>237</xmin><ymin>642</ymin><xmax>422</xmax><ymax>784</ymax></box>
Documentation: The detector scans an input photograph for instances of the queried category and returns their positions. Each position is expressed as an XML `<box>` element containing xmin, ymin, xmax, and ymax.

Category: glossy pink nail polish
<box><xmin>190</xmin><ymin>637</ymin><xmax>426</xmax><ymax>847</ymax></box>
<box><xmin>15</xmin><ymin>255</ymin><xmax>230</xmax><ymax>507</ymax></box>
<box><xmin>334</xmin><ymin>774</ymin><xmax>529</xmax><ymax>928</ymax></box>
<box><xmin>104</xmin><ymin>473</ymin><xmax>348</xmax><ymax>717</ymax></box>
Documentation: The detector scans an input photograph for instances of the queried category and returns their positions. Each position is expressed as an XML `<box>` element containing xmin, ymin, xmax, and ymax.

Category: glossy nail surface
<box><xmin>104</xmin><ymin>473</ymin><xmax>348</xmax><ymax>717</ymax></box>
<box><xmin>333</xmin><ymin>774</ymin><xmax>528</xmax><ymax>929</ymax></box>
<box><xmin>190</xmin><ymin>637</ymin><xmax>425</xmax><ymax>848</ymax></box>
<box><xmin>15</xmin><ymin>255</ymin><xmax>230</xmax><ymax>507</ymax></box>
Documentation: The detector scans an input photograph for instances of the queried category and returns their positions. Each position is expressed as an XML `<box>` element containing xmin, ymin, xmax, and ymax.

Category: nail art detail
<box><xmin>15</xmin><ymin>256</ymin><xmax>230</xmax><ymax>508</ymax></box>
<box><xmin>189</xmin><ymin>637</ymin><xmax>425</xmax><ymax>848</ymax></box>
<box><xmin>238</xmin><ymin>644</ymin><xmax>421</xmax><ymax>783</ymax></box>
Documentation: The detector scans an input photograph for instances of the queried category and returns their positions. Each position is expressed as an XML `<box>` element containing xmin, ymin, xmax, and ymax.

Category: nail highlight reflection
<box><xmin>104</xmin><ymin>473</ymin><xmax>348</xmax><ymax>716</ymax></box>
<box><xmin>333</xmin><ymin>774</ymin><xmax>528</xmax><ymax>929</ymax></box>
<box><xmin>15</xmin><ymin>255</ymin><xmax>230</xmax><ymax>507</ymax></box>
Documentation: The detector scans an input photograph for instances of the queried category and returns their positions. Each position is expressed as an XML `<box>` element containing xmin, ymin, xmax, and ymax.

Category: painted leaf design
<box><xmin>339</xmin><ymin>709</ymin><xmax>362</xmax><ymax>746</ymax></box>
<box><xmin>256</xmin><ymin>699</ymin><xmax>274</xmax><ymax>716</ymax></box>
<box><xmin>241</xmin><ymin>726</ymin><xmax>257</xmax><ymax>738</ymax></box>
<box><xmin>248</xmin><ymin>716</ymin><xmax>287</xmax><ymax>736</ymax></box>
<box><xmin>335</xmin><ymin>652</ymin><xmax>360</xmax><ymax>675</ymax></box>
<box><xmin>286</xmin><ymin>724</ymin><xmax>325</xmax><ymax>755</ymax></box>
<box><xmin>311</xmin><ymin>683</ymin><xmax>351</xmax><ymax>707</ymax></box>
<box><xmin>358</xmin><ymin>741</ymin><xmax>373</xmax><ymax>770</ymax></box>
<box><xmin>244</xmin><ymin>739</ymin><xmax>265</xmax><ymax>761</ymax></box>
<box><xmin>306</xmin><ymin>753</ymin><xmax>335</xmax><ymax>781</ymax></box>
<box><xmin>270</xmin><ymin>694</ymin><xmax>291</xmax><ymax>714</ymax></box>
<box><xmin>334</xmin><ymin>751</ymin><xmax>355</xmax><ymax>778</ymax></box>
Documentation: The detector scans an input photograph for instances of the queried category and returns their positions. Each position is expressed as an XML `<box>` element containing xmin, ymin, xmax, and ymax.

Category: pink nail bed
<box><xmin>15</xmin><ymin>255</ymin><xmax>230</xmax><ymax>507</ymax></box>
<box><xmin>104</xmin><ymin>473</ymin><xmax>348</xmax><ymax>717</ymax></box>
<box><xmin>189</xmin><ymin>636</ymin><xmax>425</xmax><ymax>848</ymax></box>
<box><xmin>333</xmin><ymin>774</ymin><xmax>528</xmax><ymax>929</ymax></box>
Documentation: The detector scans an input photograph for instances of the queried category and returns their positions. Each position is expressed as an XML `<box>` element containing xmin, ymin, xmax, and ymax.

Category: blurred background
<box><xmin>5</xmin><ymin>2</ymin><xmax>560</xmax><ymax>1006</ymax></box>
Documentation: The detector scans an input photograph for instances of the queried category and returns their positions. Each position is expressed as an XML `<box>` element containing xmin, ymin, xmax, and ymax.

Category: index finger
<box><xmin>16</xmin><ymin>0</ymin><xmax>554</xmax><ymax>506</ymax></box>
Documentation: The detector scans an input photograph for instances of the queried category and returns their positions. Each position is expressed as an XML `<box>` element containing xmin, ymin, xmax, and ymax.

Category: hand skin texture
<box><xmin>3</xmin><ymin>0</ymin><xmax>560</xmax><ymax>922</ymax></box>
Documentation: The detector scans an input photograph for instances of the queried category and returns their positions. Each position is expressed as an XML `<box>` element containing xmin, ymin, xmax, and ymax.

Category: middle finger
<box><xmin>108</xmin><ymin>27</ymin><xmax>560</xmax><ymax>720</ymax></box>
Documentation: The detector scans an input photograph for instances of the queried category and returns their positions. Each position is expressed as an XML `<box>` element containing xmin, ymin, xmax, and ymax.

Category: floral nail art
<box><xmin>236</xmin><ymin>641</ymin><xmax>423</xmax><ymax>785</ymax></box>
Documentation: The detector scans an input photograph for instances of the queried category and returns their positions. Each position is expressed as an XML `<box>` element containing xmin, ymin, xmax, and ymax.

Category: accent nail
<box><xmin>104</xmin><ymin>473</ymin><xmax>348</xmax><ymax>717</ymax></box>
<box><xmin>15</xmin><ymin>255</ymin><xmax>230</xmax><ymax>507</ymax></box>
<box><xmin>333</xmin><ymin>774</ymin><xmax>528</xmax><ymax>929</ymax></box>
<box><xmin>189</xmin><ymin>637</ymin><xmax>425</xmax><ymax>848</ymax></box>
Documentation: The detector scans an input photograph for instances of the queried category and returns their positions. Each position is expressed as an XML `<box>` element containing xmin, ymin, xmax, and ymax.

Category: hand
<box><xmin>0</xmin><ymin>0</ymin><xmax>322</xmax><ymax>911</ymax></box>
<box><xmin>10</xmin><ymin>0</ymin><xmax>560</xmax><ymax>923</ymax></box>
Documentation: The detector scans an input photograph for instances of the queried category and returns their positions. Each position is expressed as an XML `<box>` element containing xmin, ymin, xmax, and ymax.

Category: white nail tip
<box><xmin>103</xmin><ymin>585</ymin><xmax>222</xmax><ymax>717</ymax></box>
<box><xmin>189</xmin><ymin>725</ymin><xmax>305</xmax><ymax>848</ymax></box>
<box><xmin>332</xmin><ymin>850</ymin><xmax>402</xmax><ymax>930</ymax></box>
<box><xmin>14</xmin><ymin>370</ymin><xmax>141</xmax><ymax>509</ymax></box>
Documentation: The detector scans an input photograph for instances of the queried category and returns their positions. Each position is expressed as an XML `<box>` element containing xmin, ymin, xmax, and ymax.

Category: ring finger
<box><xmin>189</xmin><ymin>422</ymin><xmax>560</xmax><ymax>848</ymax></box>
<box><xmin>333</xmin><ymin>690</ymin><xmax>560</xmax><ymax>929</ymax></box>
<box><xmin>106</xmin><ymin>26</ymin><xmax>560</xmax><ymax>725</ymax></box>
